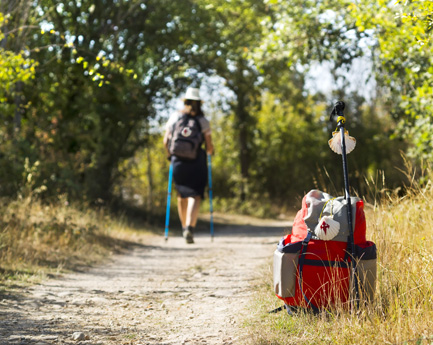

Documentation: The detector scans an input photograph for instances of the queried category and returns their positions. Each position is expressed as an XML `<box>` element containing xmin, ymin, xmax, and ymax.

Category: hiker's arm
<box><xmin>204</xmin><ymin>131</ymin><xmax>214</xmax><ymax>155</ymax></box>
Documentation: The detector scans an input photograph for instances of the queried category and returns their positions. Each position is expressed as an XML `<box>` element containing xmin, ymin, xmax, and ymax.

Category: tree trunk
<box><xmin>236</xmin><ymin>91</ymin><xmax>250</xmax><ymax>202</ymax></box>
<box><xmin>14</xmin><ymin>82</ymin><xmax>23</xmax><ymax>135</ymax></box>
<box><xmin>146</xmin><ymin>145</ymin><xmax>154</xmax><ymax>209</ymax></box>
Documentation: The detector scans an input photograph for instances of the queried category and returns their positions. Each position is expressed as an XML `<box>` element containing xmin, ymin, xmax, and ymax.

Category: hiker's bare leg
<box><xmin>177</xmin><ymin>196</ymin><xmax>188</xmax><ymax>228</ymax></box>
<box><xmin>186</xmin><ymin>196</ymin><xmax>201</xmax><ymax>227</ymax></box>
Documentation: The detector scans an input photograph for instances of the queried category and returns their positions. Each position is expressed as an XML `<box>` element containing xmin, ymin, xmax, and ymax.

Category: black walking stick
<box><xmin>329</xmin><ymin>101</ymin><xmax>359</xmax><ymax>308</ymax></box>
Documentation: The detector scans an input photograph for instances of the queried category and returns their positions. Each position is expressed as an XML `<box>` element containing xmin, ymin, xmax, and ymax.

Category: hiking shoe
<box><xmin>183</xmin><ymin>227</ymin><xmax>194</xmax><ymax>244</ymax></box>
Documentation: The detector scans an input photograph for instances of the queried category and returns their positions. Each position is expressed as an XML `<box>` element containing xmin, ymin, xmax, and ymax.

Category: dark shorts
<box><xmin>172</xmin><ymin>149</ymin><xmax>208</xmax><ymax>199</ymax></box>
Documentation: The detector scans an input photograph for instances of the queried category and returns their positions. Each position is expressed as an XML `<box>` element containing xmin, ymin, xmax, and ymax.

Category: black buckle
<box><xmin>302</xmin><ymin>232</ymin><xmax>313</xmax><ymax>246</ymax></box>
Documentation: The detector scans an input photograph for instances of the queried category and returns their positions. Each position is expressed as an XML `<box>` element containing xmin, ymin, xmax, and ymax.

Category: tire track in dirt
<box><xmin>0</xmin><ymin>216</ymin><xmax>291</xmax><ymax>345</ymax></box>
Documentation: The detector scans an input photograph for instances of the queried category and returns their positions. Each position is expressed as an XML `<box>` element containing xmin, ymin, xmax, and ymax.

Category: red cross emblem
<box><xmin>320</xmin><ymin>222</ymin><xmax>330</xmax><ymax>234</ymax></box>
<box><xmin>181</xmin><ymin>127</ymin><xmax>192</xmax><ymax>137</ymax></box>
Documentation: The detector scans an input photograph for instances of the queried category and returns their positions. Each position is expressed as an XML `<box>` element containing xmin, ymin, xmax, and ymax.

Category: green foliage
<box><xmin>255</xmin><ymin>0</ymin><xmax>367</xmax><ymax>70</ymax></box>
<box><xmin>0</xmin><ymin>50</ymin><xmax>35</xmax><ymax>101</ymax></box>
<box><xmin>349</xmin><ymin>0</ymin><xmax>433</xmax><ymax>161</ymax></box>
<box><xmin>117</xmin><ymin>131</ymin><xmax>170</xmax><ymax>212</ymax></box>
<box><xmin>252</xmin><ymin>93</ymin><xmax>328</xmax><ymax>200</ymax></box>
<box><xmin>0</xmin><ymin>11</ymin><xmax>36</xmax><ymax>108</ymax></box>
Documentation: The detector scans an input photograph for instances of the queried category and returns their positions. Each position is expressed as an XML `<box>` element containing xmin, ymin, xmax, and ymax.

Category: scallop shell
<box><xmin>314</xmin><ymin>215</ymin><xmax>340</xmax><ymax>241</ymax></box>
<box><xmin>328</xmin><ymin>130</ymin><xmax>356</xmax><ymax>154</ymax></box>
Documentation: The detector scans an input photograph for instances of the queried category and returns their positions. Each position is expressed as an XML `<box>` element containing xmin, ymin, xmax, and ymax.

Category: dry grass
<box><xmin>0</xmin><ymin>195</ymin><xmax>148</xmax><ymax>287</ymax></box>
<box><xmin>244</xmin><ymin>170</ymin><xmax>433</xmax><ymax>345</ymax></box>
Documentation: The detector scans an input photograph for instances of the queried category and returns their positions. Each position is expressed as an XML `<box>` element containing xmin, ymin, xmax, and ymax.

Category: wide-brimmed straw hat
<box><xmin>184</xmin><ymin>87</ymin><xmax>201</xmax><ymax>101</ymax></box>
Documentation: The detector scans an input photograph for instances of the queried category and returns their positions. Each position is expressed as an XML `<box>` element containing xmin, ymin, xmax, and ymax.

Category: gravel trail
<box><xmin>0</xmin><ymin>215</ymin><xmax>291</xmax><ymax>345</ymax></box>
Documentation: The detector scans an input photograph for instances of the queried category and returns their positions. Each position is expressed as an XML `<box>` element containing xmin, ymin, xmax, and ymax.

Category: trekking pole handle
<box><xmin>330</xmin><ymin>101</ymin><xmax>346</xmax><ymax>123</ymax></box>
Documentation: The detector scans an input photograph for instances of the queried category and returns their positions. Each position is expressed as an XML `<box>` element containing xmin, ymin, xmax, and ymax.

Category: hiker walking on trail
<box><xmin>163</xmin><ymin>87</ymin><xmax>214</xmax><ymax>244</ymax></box>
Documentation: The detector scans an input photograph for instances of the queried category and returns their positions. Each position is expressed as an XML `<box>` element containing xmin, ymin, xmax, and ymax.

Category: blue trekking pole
<box><xmin>164</xmin><ymin>161</ymin><xmax>174</xmax><ymax>241</ymax></box>
<box><xmin>207</xmin><ymin>154</ymin><xmax>214</xmax><ymax>241</ymax></box>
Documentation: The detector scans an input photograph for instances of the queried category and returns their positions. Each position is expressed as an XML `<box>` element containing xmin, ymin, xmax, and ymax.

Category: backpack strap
<box><xmin>196</xmin><ymin>114</ymin><xmax>203</xmax><ymax>130</ymax></box>
<box><xmin>298</xmin><ymin>232</ymin><xmax>320</xmax><ymax>313</ymax></box>
<box><xmin>181</xmin><ymin>112</ymin><xmax>203</xmax><ymax>128</ymax></box>
<box><xmin>192</xmin><ymin>114</ymin><xmax>205</xmax><ymax>146</ymax></box>
<box><xmin>169</xmin><ymin>112</ymin><xmax>201</xmax><ymax>131</ymax></box>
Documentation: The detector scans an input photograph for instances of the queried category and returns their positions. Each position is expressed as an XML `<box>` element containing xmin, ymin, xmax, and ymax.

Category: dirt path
<box><xmin>0</xmin><ymin>214</ymin><xmax>291</xmax><ymax>345</ymax></box>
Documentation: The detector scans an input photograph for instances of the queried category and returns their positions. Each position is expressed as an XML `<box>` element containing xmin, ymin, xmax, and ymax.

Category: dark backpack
<box><xmin>169</xmin><ymin>113</ymin><xmax>203</xmax><ymax>160</ymax></box>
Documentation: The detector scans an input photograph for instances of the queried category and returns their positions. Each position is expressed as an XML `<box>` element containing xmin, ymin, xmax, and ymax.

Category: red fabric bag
<box><xmin>273</xmin><ymin>190</ymin><xmax>376</xmax><ymax>310</ymax></box>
